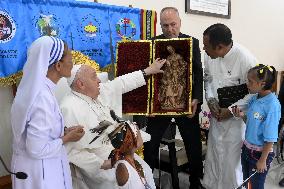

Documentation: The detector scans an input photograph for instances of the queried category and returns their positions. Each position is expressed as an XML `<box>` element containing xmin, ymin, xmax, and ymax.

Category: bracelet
<box><xmin>141</xmin><ymin>69</ymin><xmax>148</xmax><ymax>80</ymax></box>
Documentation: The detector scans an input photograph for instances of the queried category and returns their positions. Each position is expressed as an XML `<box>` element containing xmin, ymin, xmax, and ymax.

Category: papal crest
<box><xmin>116</xmin><ymin>18</ymin><xmax>136</xmax><ymax>40</ymax></box>
<box><xmin>35</xmin><ymin>13</ymin><xmax>61</xmax><ymax>37</ymax></box>
<box><xmin>0</xmin><ymin>10</ymin><xmax>16</xmax><ymax>43</ymax></box>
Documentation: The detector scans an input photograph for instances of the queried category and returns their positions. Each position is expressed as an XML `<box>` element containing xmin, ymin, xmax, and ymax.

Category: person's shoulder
<box><xmin>262</xmin><ymin>93</ymin><xmax>281</xmax><ymax>112</ymax></box>
<box><xmin>234</xmin><ymin>42</ymin><xmax>256</xmax><ymax>58</ymax></box>
<box><xmin>151</xmin><ymin>34</ymin><xmax>165</xmax><ymax>40</ymax></box>
<box><xmin>116</xmin><ymin>162</ymin><xmax>129</xmax><ymax>186</ymax></box>
<box><xmin>233</xmin><ymin>42</ymin><xmax>258</xmax><ymax>66</ymax></box>
<box><xmin>268</xmin><ymin>93</ymin><xmax>281</xmax><ymax>105</ymax></box>
<box><xmin>32</xmin><ymin>87</ymin><xmax>55</xmax><ymax>108</ymax></box>
<box><xmin>179</xmin><ymin>33</ymin><xmax>199</xmax><ymax>41</ymax></box>
<box><xmin>60</xmin><ymin>92</ymin><xmax>81</xmax><ymax>108</ymax></box>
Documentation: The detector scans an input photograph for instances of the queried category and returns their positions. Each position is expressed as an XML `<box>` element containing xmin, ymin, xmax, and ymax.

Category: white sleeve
<box><xmin>67</xmin><ymin>147</ymin><xmax>104</xmax><ymax>177</ymax></box>
<box><xmin>26</xmin><ymin>94</ymin><xmax>63</xmax><ymax>159</ymax></box>
<box><xmin>109</xmin><ymin>70</ymin><xmax>146</xmax><ymax>94</ymax></box>
<box><xmin>241</xmin><ymin>51</ymin><xmax>258</xmax><ymax>82</ymax></box>
<box><xmin>204</xmin><ymin>56</ymin><xmax>214</xmax><ymax>100</ymax></box>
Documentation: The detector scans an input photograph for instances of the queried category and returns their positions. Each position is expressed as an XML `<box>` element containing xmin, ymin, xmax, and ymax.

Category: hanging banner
<box><xmin>109</xmin><ymin>6</ymin><xmax>141</xmax><ymax>61</ymax></box>
<box><xmin>0</xmin><ymin>0</ymin><xmax>146</xmax><ymax>86</ymax></box>
<box><xmin>70</xmin><ymin>1</ymin><xmax>111</xmax><ymax>68</ymax></box>
<box><xmin>23</xmin><ymin>0</ymin><xmax>73</xmax><ymax>49</ymax></box>
<box><xmin>0</xmin><ymin>0</ymin><xmax>26</xmax><ymax>84</ymax></box>
<box><xmin>140</xmin><ymin>9</ymin><xmax>157</xmax><ymax>40</ymax></box>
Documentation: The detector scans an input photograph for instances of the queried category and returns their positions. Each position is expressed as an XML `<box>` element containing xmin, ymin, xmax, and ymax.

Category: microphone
<box><xmin>110</xmin><ymin>110</ymin><xmax>124</xmax><ymax>123</ymax></box>
<box><xmin>0</xmin><ymin>155</ymin><xmax>28</xmax><ymax>179</ymax></box>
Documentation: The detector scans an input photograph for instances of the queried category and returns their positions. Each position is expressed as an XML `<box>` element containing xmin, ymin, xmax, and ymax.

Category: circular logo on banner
<box><xmin>77</xmin><ymin>14</ymin><xmax>102</xmax><ymax>42</ymax></box>
<box><xmin>116</xmin><ymin>18</ymin><xmax>136</xmax><ymax>40</ymax></box>
<box><xmin>36</xmin><ymin>14</ymin><xmax>60</xmax><ymax>37</ymax></box>
<box><xmin>0</xmin><ymin>11</ymin><xmax>16</xmax><ymax>43</ymax></box>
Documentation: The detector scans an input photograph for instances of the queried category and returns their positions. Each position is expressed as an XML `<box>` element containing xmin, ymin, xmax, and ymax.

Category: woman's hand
<box><xmin>64</xmin><ymin>125</ymin><xmax>83</xmax><ymax>135</ymax></box>
<box><xmin>62</xmin><ymin>125</ymin><xmax>85</xmax><ymax>144</ymax></box>
<box><xmin>144</xmin><ymin>58</ymin><xmax>166</xmax><ymax>75</ymax></box>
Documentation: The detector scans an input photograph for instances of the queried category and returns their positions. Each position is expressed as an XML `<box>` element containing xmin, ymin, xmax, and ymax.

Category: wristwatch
<box><xmin>141</xmin><ymin>69</ymin><xmax>148</xmax><ymax>80</ymax></box>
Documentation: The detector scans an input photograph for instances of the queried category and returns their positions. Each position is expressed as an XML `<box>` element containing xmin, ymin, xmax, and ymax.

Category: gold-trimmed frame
<box><xmin>115</xmin><ymin>40</ymin><xmax>152</xmax><ymax>115</ymax></box>
<box><xmin>151</xmin><ymin>38</ymin><xmax>193</xmax><ymax>115</ymax></box>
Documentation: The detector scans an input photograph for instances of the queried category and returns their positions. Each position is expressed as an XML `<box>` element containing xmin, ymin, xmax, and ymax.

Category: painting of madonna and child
<box><xmin>115</xmin><ymin>38</ymin><xmax>193</xmax><ymax>116</ymax></box>
<box><xmin>152</xmin><ymin>38</ymin><xmax>192</xmax><ymax>115</ymax></box>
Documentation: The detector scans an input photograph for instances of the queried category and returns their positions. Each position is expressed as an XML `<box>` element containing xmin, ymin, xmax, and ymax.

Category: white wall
<box><xmin>0</xmin><ymin>87</ymin><xmax>13</xmax><ymax>176</ymax></box>
<box><xmin>94</xmin><ymin>0</ymin><xmax>284</xmax><ymax>70</ymax></box>
<box><xmin>1</xmin><ymin>0</ymin><xmax>284</xmax><ymax>176</ymax></box>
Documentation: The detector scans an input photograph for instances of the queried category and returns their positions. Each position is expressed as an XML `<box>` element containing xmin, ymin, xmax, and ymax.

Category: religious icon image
<box><xmin>158</xmin><ymin>45</ymin><xmax>187</xmax><ymax>110</ymax></box>
<box><xmin>115</xmin><ymin>39</ymin><xmax>192</xmax><ymax>115</ymax></box>
<box><xmin>152</xmin><ymin>38</ymin><xmax>192</xmax><ymax>115</ymax></box>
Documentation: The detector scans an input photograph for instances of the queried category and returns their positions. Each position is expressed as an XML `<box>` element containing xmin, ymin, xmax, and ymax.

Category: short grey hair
<box><xmin>160</xmin><ymin>7</ymin><xmax>180</xmax><ymax>17</ymax></box>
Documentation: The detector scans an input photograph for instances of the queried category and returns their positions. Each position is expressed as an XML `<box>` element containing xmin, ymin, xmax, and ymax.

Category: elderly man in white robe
<box><xmin>202</xmin><ymin>23</ymin><xmax>258</xmax><ymax>189</ymax></box>
<box><xmin>60</xmin><ymin>59</ymin><xmax>165</xmax><ymax>189</ymax></box>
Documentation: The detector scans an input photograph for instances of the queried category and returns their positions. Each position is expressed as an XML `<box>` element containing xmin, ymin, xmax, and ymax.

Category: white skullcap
<box><xmin>67</xmin><ymin>64</ymin><xmax>82</xmax><ymax>87</ymax></box>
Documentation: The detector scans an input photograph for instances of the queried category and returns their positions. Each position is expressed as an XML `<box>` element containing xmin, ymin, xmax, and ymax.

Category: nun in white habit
<box><xmin>11</xmin><ymin>36</ymin><xmax>85</xmax><ymax>189</ymax></box>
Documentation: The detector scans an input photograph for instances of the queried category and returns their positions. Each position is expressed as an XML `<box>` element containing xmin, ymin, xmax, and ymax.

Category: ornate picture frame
<box><xmin>151</xmin><ymin>38</ymin><xmax>193</xmax><ymax>115</ymax></box>
<box><xmin>115</xmin><ymin>40</ymin><xmax>152</xmax><ymax>115</ymax></box>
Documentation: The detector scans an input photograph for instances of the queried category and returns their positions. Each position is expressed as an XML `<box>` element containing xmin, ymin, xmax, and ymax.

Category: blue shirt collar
<box><xmin>254</xmin><ymin>92</ymin><xmax>274</xmax><ymax>104</ymax></box>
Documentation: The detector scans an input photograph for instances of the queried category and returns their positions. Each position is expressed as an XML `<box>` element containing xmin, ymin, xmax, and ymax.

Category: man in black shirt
<box><xmin>143</xmin><ymin>7</ymin><xmax>204</xmax><ymax>189</ymax></box>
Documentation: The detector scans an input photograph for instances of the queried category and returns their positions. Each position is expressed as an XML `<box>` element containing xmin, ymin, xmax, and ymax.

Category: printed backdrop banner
<box><xmin>140</xmin><ymin>9</ymin><xmax>157</xmax><ymax>40</ymax></box>
<box><xmin>23</xmin><ymin>0</ymin><xmax>73</xmax><ymax>50</ymax></box>
<box><xmin>109</xmin><ymin>6</ymin><xmax>141</xmax><ymax>60</ymax></box>
<box><xmin>0</xmin><ymin>0</ymin><xmax>146</xmax><ymax>86</ymax></box>
<box><xmin>70</xmin><ymin>1</ymin><xmax>111</xmax><ymax>68</ymax></box>
<box><xmin>0</xmin><ymin>1</ymin><xmax>26</xmax><ymax>78</ymax></box>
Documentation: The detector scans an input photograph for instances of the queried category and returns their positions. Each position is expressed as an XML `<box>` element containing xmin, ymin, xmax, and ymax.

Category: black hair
<box><xmin>203</xmin><ymin>23</ymin><xmax>232</xmax><ymax>49</ymax></box>
<box><xmin>249</xmin><ymin>64</ymin><xmax>276</xmax><ymax>90</ymax></box>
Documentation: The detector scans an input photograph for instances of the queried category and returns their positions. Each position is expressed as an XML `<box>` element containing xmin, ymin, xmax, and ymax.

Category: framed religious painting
<box><xmin>115</xmin><ymin>40</ymin><xmax>152</xmax><ymax>115</ymax></box>
<box><xmin>151</xmin><ymin>38</ymin><xmax>193</xmax><ymax>115</ymax></box>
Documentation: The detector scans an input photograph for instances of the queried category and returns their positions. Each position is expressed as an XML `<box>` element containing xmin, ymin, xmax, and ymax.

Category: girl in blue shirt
<box><xmin>232</xmin><ymin>64</ymin><xmax>281</xmax><ymax>189</ymax></box>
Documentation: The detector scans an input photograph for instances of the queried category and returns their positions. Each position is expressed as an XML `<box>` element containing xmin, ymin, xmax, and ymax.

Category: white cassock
<box><xmin>60</xmin><ymin>70</ymin><xmax>155</xmax><ymax>189</ymax></box>
<box><xmin>202</xmin><ymin>42</ymin><xmax>258</xmax><ymax>189</ymax></box>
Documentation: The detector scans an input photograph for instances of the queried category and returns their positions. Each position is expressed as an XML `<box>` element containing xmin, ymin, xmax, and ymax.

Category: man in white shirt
<box><xmin>60</xmin><ymin>59</ymin><xmax>165</xmax><ymax>189</ymax></box>
<box><xmin>202</xmin><ymin>23</ymin><xmax>258</xmax><ymax>189</ymax></box>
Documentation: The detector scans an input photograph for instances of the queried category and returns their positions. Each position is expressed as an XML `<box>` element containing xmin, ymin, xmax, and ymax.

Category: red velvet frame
<box><xmin>116</xmin><ymin>41</ymin><xmax>152</xmax><ymax>114</ymax></box>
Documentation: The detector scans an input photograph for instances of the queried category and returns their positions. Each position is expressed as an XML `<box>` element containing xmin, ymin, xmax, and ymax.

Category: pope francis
<box><xmin>60</xmin><ymin>58</ymin><xmax>165</xmax><ymax>189</ymax></box>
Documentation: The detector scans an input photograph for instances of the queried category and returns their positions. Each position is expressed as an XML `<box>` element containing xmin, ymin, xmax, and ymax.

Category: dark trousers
<box><xmin>241</xmin><ymin>145</ymin><xmax>274</xmax><ymax>189</ymax></box>
<box><xmin>144</xmin><ymin>115</ymin><xmax>203</xmax><ymax>181</ymax></box>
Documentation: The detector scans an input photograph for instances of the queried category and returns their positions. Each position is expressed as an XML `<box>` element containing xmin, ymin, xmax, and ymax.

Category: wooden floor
<box><xmin>0</xmin><ymin>175</ymin><xmax>12</xmax><ymax>189</ymax></box>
